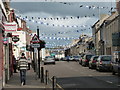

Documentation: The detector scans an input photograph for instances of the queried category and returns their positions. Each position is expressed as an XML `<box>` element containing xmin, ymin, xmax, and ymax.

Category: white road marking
<box><xmin>117</xmin><ymin>85</ymin><xmax>120</xmax><ymax>87</ymax></box>
<box><xmin>89</xmin><ymin>75</ymin><xmax>93</xmax><ymax>76</ymax></box>
<box><xmin>106</xmin><ymin>81</ymin><xmax>113</xmax><ymax>84</ymax></box>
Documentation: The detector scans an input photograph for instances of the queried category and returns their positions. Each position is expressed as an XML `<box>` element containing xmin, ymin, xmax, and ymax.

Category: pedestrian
<box><xmin>18</xmin><ymin>53</ymin><xmax>28</xmax><ymax>86</ymax></box>
<box><xmin>13</xmin><ymin>55</ymin><xmax>17</xmax><ymax>73</ymax></box>
<box><xmin>27</xmin><ymin>58</ymin><xmax>31</xmax><ymax>70</ymax></box>
<box><xmin>67</xmin><ymin>56</ymin><xmax>69</xmax><ymax>62</ymax></box>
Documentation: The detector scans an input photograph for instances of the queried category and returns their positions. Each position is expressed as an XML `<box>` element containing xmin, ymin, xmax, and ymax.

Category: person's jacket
<box><xmin>18</xmin><ymin>57</ymin><xmax>28</xmax><ymax>70</ymax></box>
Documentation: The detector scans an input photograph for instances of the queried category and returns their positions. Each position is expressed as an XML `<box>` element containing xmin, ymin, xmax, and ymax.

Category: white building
<box><xmin>12</xmin><ymin>31</ymin><xmax>27</xmax><ymax>59</ymax></box>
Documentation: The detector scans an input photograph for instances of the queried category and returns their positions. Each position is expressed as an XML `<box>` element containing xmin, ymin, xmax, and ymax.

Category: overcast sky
<box><xmin>10</xmin><ymin>1</ymin><xmax>116</xmax><ymax>48</ymax></box>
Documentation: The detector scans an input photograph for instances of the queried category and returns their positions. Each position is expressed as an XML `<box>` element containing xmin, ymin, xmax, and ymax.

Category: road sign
<box><xmin>31</xmin><ymin>34</ymin><xmax>40</xmax><ymax>43</ymax></box>
<box><xmin>31</xmin><ymin>44</ymin><xmax>40</xmax><ymax>48</ymax></box>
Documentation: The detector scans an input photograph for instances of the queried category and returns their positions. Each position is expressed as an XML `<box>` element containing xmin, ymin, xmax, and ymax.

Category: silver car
<box><xmin>96</xmin><ymin>55</ymin><xmax>112</xmax><ymax>71</ymax></box>
<box><xmin>44</xmin><ymin>56</ymin><xmax>55</xmax><ymax>65</ymax></box>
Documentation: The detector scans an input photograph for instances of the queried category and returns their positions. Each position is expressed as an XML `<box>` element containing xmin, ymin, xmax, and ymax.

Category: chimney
<box><xmin>111</xmin><ymin>11</ymin><xmax>116</xmax><ymax>15</ymax></box>
<box><xmin>116</xmin><ymin>0</ymin><xmax>120</xmax><ymax>14</ymax></box>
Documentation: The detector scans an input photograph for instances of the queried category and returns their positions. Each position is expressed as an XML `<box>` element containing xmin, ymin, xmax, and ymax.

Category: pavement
<box><xmin>0</xmin><ymin>79</ymin><xmax>2</xmax><ymax>90</ymax></box>
<box><xmin>2</xmin><ymin>67</ymin><xmax>52</xmax><ymax>90</ymax></box>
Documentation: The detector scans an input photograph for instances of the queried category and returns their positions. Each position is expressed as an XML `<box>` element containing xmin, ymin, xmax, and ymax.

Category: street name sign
<box><xmin>31</xmin><ymin>44</ymin><xmax>40</xmax><ymax>48</ymax></box>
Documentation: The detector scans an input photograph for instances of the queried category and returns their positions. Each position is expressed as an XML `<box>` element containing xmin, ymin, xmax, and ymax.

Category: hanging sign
<box><xmin>3</xmin><ymin>37</ymin><xmax>8</xmax><ymax>44</ymax></box>
<box><xmin>12</xmin><ymin>36</ymin><xmax>19</xmax><ymax>42</ymax></box>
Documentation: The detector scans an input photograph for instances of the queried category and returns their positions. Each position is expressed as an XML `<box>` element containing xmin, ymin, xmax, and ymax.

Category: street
<box><xmin>0</xmin><ymin>1</ymin><xmax>120</xmax><ymax>90</ymax></box>
<box><xmin>43</xmin><ymin>61</ymin><xmax>120</xmax><ymax>89</ymax></box>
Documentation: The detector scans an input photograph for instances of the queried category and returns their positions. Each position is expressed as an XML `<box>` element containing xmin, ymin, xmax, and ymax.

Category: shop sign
<box><xmin>3</xmin><ymin>37</ymin><xmax>8</xmax><ymax>44</ymax></box>
<box><xmin>12</xmin><ymin>36</ymin><xmax>19</xmax><ymax>42</ymax></box>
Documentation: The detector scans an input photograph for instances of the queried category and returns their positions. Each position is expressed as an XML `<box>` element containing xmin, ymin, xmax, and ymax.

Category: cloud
<box><xmin>11</xmin><ymin>2</ymin><xmax>116</xmax><ymax>48</ymax></box>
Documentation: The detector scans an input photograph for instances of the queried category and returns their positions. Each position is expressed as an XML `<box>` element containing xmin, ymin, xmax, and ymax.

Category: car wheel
<box><xmin>112</xmin><ymin>69</ymin><xmax>116</xmax><ymax>75</ymax></box>
<box><xmin>96</xmin><ymin>65</ymin><xmax>99</xmax><ymax>71</ymax></box>
<box><xmin>89</xmin><ymin>64</ymin><xmax>91</xmax><ymax>69</ymax></box>
<box><xmin>97</xmin><ymin>66</ymin><xmax>102</xmax><ymax>72</ymax></box>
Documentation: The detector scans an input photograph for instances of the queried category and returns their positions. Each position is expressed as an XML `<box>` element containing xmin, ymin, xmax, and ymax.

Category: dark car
<box><xmin>89</xmin><ymin>56</ymin><xmax>99</xmax><ymax>69</ymax></box>
<box><xmin>111</xmin><ymin>51</ymin><xmax>120</xmax><ymax>76</ymax></box>
<box><xmin>96</xmin><ymin>55</ymin><xmax>112</xmax><ymax>71</ymax></box>
<box><xmin>82</xmin><ymin>54</ymin><xmax>94</xmax><ymax>67</ymax></box>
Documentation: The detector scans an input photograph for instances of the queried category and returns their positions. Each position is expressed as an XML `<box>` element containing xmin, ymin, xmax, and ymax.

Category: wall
<box><xmin>0</xmin><ymin>28</ymin><xmax>3</xmax><ymax>89</ymax></box>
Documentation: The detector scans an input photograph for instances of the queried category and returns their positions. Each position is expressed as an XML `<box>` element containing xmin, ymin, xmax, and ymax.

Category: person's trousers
<box><xmin>28</xmin><ymin>63</ymin><xmax>31</xmax><ymax>70</ymax></box>
<box><xmin>20</xmin><ymin>69</ymin><xmax>26</xmax><ymax>84</ymax></box>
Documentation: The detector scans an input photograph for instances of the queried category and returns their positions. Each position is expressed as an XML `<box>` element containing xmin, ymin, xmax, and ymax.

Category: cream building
<box><xmin>92</xmin><ymin>11</ymin><xmax>120</xmax><ymax>55</ymax></box>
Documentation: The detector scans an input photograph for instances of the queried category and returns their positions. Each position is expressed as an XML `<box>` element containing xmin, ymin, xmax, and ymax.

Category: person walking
<box><xmin>27</xmin><ymin>58</ymin><xmax>31</xmax><ymax>70</ymax></box>
<box><xmin>18</xmin><ymin>53</ymin><xmax>28</xmax><ymax>86</ymax></box>
<box><xmin>13</xmin><ymin>55</ymin><xmax>17</xmax><ymax>73</ymax></box>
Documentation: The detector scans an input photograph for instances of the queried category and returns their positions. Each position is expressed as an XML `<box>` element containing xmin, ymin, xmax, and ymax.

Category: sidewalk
<box><xmin>2</xmin><ymin>68</ymin><xmax>52</xmax><ymax>90</ymax></box>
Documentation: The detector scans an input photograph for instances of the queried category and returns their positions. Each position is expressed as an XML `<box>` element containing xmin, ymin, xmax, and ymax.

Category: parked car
<box><xmin>73</xmin><ymin>55</ymin><xmax>81</xmax><ymax>61</ymax></box>
<box><xmin>69</xmin><ymin>56</ymin><xmax>74</xmax><ymax>61</ymax></box>
<box><xmin>82</xmin><ymin>54</ymin><xmax>94</xmax><ymax>66</ymax></box>
<box><xmin>89</xmin><ymin>56</ymin><xmax>99</xmax><ymax>69</ymax></box>
<box><xmin>54</xmin><ymin>58</ymin><xmax>59</xmax><ymax>61</ymax></box>
<box><xmin>44</xmin><ymin>56</ymin><xmax>55</xmax><ymax>65</ymax></box>
<box><xmin>96</xmin><ymin>55</ymin><xmax>112</xmax><ymax>71</ymax></box>
<box><xmin>111</xmin><ymin>51</ymin><xmax>120</xmax><ymax>76</ymax></box>
<box><xmin>79</xmin><ymin>54</ymin><xmax>85</xmax><ymax>65</ymax></box>
<box><xmin>63</xmin><ymin>56</ymin><xmax>70</xmax><ymax>61</ymax></box>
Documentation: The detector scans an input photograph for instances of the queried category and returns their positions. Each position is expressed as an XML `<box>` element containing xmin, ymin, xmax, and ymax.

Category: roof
<box><xmin>104</xmin><ymin>11</ymin><xmax>119</xmax><ymax>26</ymax></box>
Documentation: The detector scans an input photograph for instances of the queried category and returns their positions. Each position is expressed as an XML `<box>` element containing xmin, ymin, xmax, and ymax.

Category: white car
<box><xmin>44</xmin><ymin>56</ymin><xmax>55</xmax><ymax>65</ymax></box>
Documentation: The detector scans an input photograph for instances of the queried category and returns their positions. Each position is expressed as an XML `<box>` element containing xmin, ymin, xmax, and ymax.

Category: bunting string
<box><xmin>16</xmin><ymin>16</ymin><xmax>92</xmax><ymax>28</ymax></box>
<box><xmin>40</xmin><ymin>28</ymin><xmax>91</xmax><ymax>36</ymax></box>
<box><xmin>40</xmin><ymin>36</ymin><xmax>79</xmax><ymax>40</ymax></box>
<box><xmin>18</xmin><ymin>14</ymin><xmax>97</xmax><ymax>21</ymax></box>
<box><xmin>59</xmin><ymin>2</ymin><xmax>116</xmax><ymax>10</ymax></box>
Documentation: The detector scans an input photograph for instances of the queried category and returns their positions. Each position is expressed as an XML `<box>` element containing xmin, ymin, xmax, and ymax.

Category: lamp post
<box><xmin>37</xmin><ymin>26</ymin><xmax>40</xmax><ymax>78</ymax></box>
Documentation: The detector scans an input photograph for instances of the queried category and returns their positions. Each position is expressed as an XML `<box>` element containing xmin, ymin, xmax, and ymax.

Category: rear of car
<box><xmin>44</xmin><ymin>56</ymin><xmax>55</xmax><ymax>65</ymax></box>
<box><xmin>96</xmin><ymin>55</ymin><xmax>112</xmax><ymax>71</ymax></box>
<box><xmin>82</xmin><ymin>54</ymin><xmax>94</xmax><ymax>66</ymax></box>
<box><xmin>89</xmin><ymin>56</ymin><xmax>99</xmax><ymax>69</ymax></box>
<box><xmin>79</xmin><ymin>54</ymin><xmax>85</xmax><ymax>65</ymax></box>
<box><xmin>73</xmin><ymin>56</ymin><xmax>81</xmax><ymax>61</ymax></box>
<box><xmin>111</xmin><ymin>51</ymin><xmax>120</xmax><ymax>76</ymax></box>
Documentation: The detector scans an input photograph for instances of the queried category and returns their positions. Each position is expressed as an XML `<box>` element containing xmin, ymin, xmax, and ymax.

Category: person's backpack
<box><xmin>18</xmin><ymin>59</ymin><xmax>28</xmax><ymax>70</ymax></box>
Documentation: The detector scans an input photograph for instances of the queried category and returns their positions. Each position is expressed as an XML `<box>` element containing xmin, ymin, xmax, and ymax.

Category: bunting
<box><xmin>19</xmin><ymin>15</ymin><xmax>97</xmax><ymax>20</ymax></box>
<box><xmin>40</xmin><ymin>28</ymin><xmax>91</xmax><ymax>36</ymax></box>
<box><xmin>40</xmin><ymin>36</ymin><xmax>79</xmax><ymax>40</ymax></box>
<box><xmin>16</xmin><ymin>16</ymin><xmax>92</xmax><ymax>28</ymax></box>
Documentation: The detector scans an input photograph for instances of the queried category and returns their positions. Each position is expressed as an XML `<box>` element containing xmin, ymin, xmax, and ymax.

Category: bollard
<box><xmin>41</xmin><ymin>67</ymin><xmax>44</xmax><ymax>83</ymax></box>
<box><xmin>45</xmin><ymin>70</ymin><xmax>48</xmax><ymax>85</ymax></box>
<box><xmin>52</xmin><ymin>76</ymin><xmax>56</xmax><ymax>90</ymax></box>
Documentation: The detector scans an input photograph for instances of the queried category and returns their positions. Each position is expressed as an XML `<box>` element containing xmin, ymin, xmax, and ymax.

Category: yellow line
<box><xmin>56</xmin><ymin>83</ymin><xmax>64</xmax><ymax>90</ymax></box>
<box><xmin>49</xmin><ymin>78</ymin><xmax>64</xmax><ymax>90</ymax></box>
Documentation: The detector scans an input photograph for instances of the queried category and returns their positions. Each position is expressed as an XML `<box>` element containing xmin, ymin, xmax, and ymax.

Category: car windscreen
<box><xmin>73</xmin><ymin>56</ymin><xmax>80</xmax><ymax>58</ymax></box>
<box><xmin>86</xmin><ymin>55</ymin><xmax>94</xmax><ymax>60</ymax></box>
<box><xmin>94</xmin><ymin>56</ymin><xmax>99</xmax><ymax>60</ymax></box>
<box><xmin>101</xmin><ymin>56</ymin><xmax>111</xmax><ymax>61</ymax></box>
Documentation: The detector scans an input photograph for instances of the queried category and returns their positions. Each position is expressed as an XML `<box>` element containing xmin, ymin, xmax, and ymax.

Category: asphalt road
<box><xmin>43</xmin><ymin>61</ymin><xmax>120</xmax><ymax>89</ymax></box>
